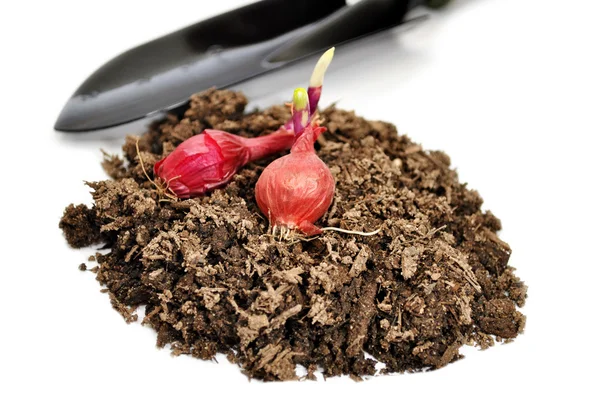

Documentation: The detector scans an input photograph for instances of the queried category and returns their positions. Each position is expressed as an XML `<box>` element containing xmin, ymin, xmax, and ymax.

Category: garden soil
<box><xmin>60</xmin><ymin>89</ymin><xmax>527</xmax><ymax>381</ymax></box>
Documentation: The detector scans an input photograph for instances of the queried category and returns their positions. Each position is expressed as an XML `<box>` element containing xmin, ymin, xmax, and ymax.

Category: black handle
<box><xmin>268</xmin><ymin>0</ymin><xmax>411</xmax><ymax>63</ymax></box>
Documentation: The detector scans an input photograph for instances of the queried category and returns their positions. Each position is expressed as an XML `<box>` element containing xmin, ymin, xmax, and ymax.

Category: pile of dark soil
<box><xmin>60</xmin><ymin>89</ymin><xmax>527</xmax><ymax>381</ymax></box>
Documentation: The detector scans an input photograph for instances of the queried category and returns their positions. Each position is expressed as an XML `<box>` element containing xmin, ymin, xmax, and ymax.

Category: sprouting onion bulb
<box><xmin>255</xmin><ymin>88</ymin><xmax>335</xmax><ymax>237</ymax></box>
<box><xmin>153</xmin><ymin>129</ymin><xmax>295</xmax><ymax>199</ymax></box>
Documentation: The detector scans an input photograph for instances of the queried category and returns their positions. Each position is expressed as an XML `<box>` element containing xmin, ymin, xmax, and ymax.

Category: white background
<box><xmin>1</xmin><ymin>0</ymin><xmax>599</xmax><ymax>399</ymax></box>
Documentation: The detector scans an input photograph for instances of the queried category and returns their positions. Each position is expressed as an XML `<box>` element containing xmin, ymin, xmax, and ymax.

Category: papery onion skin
<box><xmin>154</xmin><ymin>129</ymin><xmax>294</xmax><ymax>199</ymax></box>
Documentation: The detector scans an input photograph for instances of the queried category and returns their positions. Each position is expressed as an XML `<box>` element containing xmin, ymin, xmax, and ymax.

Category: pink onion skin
<box><xmin>154</xmin><ymin>129</ymin><xmax>294</xmax><ymax>199</ymax></box>
<box><xmin>255</xmin><ymin>124</ymin><xmax>334</xmax><ymax>236</ymax></box>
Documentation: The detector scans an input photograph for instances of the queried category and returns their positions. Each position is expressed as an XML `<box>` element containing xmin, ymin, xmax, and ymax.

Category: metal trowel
<box><xmin>54</xmin><ymin>0</ymin><xmax>451</xmax><ymax>134</ymax></box>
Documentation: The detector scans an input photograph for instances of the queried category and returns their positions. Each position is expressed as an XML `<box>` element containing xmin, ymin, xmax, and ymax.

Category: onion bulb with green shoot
<box><xmin>255</xmin><ymin>88</ymin><xmax>334</xmax><ymax>237</ymax></box>
<box><xmin>255</xmin><ymin>87</ymin><xmax>380</xmax><ymax>239</ymax></box>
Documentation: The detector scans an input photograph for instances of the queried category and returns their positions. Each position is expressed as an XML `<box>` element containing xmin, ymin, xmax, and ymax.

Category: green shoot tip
<box><xmin>293</xmin><ymin>87</ymin><xmax>309</xmax><ymax>110</ymax></box>
<box><xmin>309</xmin><ymin>47</ymin><xmax>335</xmax><ymax>88</ymax></box>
